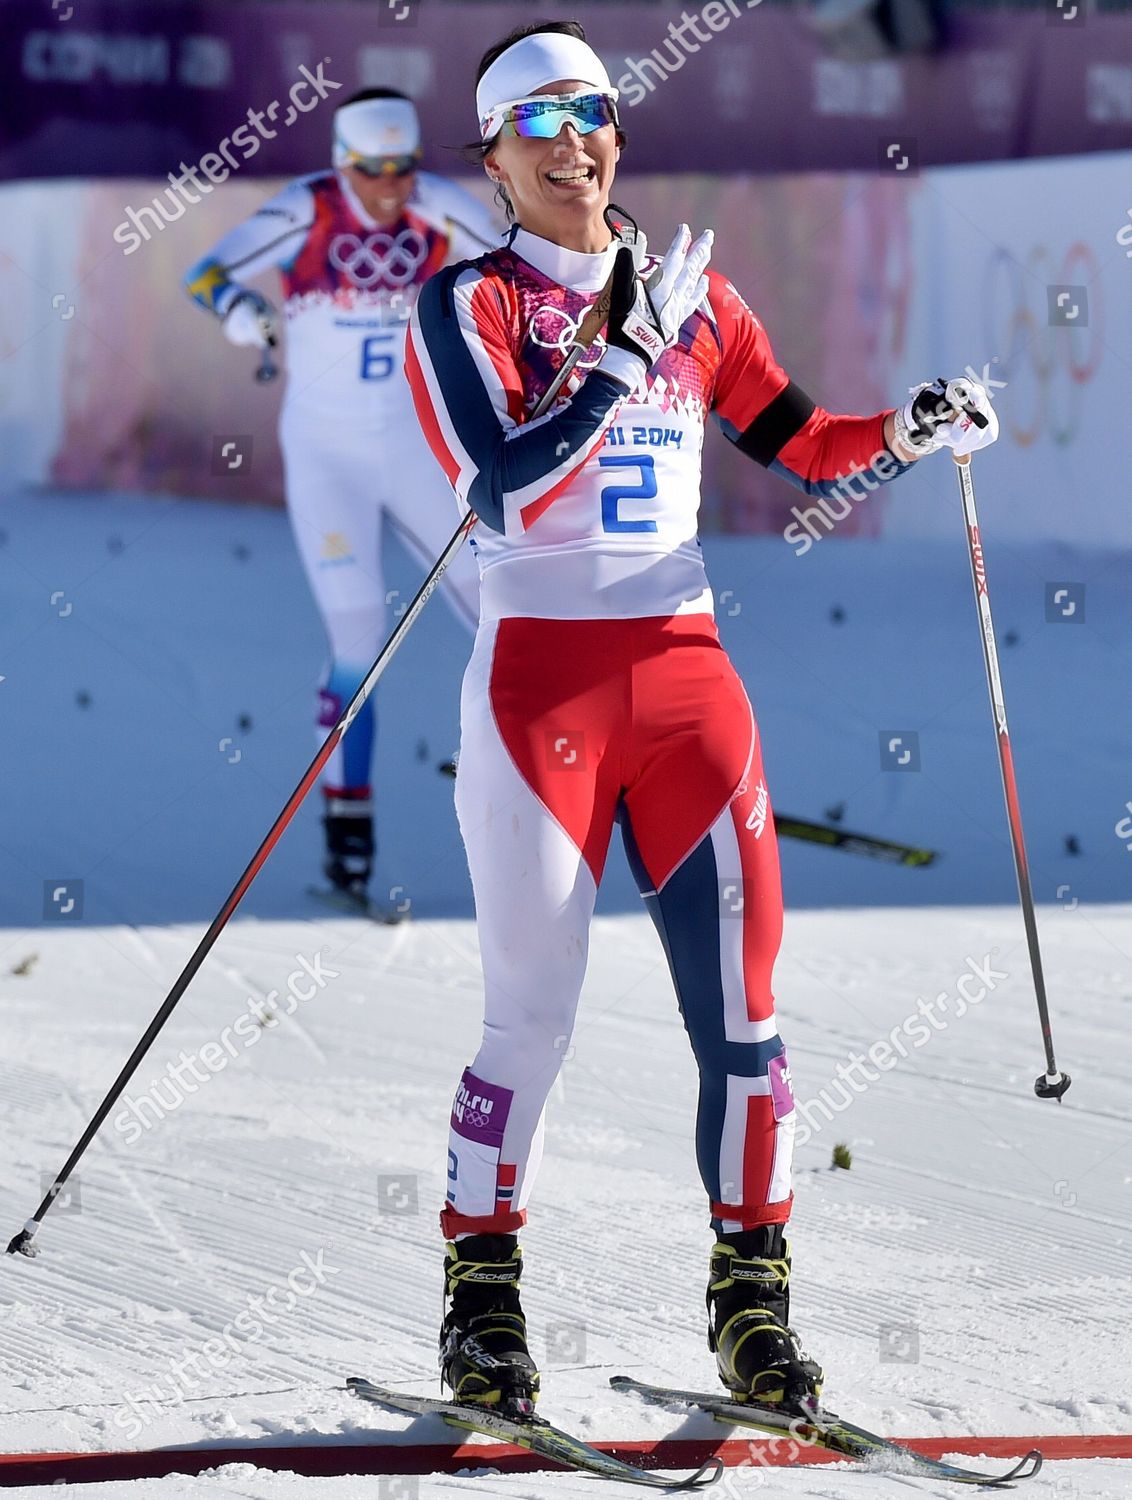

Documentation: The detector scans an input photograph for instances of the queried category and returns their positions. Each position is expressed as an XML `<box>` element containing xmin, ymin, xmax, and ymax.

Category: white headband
<box><xmin>476</xmin><ymin>32</ymin><xmax>615</xmax><ymax>138</ymax></box>
<box><xmin>333</xmin><ymin>97</ymin><xmax>421</xmax><ymax>165</ymax></box>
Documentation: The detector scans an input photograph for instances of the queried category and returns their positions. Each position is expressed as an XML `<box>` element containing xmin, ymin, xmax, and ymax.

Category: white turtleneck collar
<box><xmin>509</xmin><ymin>224</ymin><xmax>618</xmax><ymax>292</ymax></box>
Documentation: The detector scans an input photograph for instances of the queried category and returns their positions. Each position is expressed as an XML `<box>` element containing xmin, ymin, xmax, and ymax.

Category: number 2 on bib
<box><xmin>598</xmin><ymin>454</ymin><xmax>657</xmax><ymax>534</ymax></box>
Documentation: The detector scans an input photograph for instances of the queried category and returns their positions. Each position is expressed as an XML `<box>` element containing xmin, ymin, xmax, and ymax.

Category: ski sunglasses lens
<box><xmin>495</xmin><ymin>92</ymin><xmax>617</xmax><ymax>139</ymax></box>
<box><xmin>347</xmin><ymin>152</ymin><xmax>419</xmax><ymax>178</ymax></box>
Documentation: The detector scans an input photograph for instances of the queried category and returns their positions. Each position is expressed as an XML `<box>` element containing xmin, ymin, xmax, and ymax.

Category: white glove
<box><xmin>648</xmin><ymin>223</ymin><xmax>713</xmax><ymax>348</ymax></box>
<box><xmin>222</xmin><ymin>289</ymin><xmax>277</xmax><ymax>350</ymax></box>
<box><xmin>893</xmin><ymin>377</ymin><xmax>999</xmax><ymax>459</ymax></box>
<box><xmin>604</xmin><ymin>223</ymin><xmax>713</xmax><ymax>379</ymax></box>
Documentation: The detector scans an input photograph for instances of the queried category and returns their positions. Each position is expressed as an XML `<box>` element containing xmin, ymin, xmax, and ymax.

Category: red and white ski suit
<box><xmin>406</xmin><ymin>225</ymin><xmax>905</xmax><ymax>1237</ymax></box>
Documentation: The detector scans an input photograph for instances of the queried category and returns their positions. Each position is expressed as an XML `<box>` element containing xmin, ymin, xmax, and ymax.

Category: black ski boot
<box><xmin>322</xmin><ymin>806</ymin><xmax>374</xmax><ymax>899</ymax></box>
<box><xmin>439</xmin><ymin>1234</ymin><xmax>539</xmax><ymax>1415</ymax></box>
<box><xmin>706</xmin><ymin>1226</ymin><xmax>823</xmax><ymax>1413</ymax></box>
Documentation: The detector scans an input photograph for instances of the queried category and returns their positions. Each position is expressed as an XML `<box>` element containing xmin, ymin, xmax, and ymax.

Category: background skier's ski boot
<box><xmin>706</xmin><ymin>1226</ymin><xmax>823</xmax><ymax>1414</ymax></box>
<box><xmin>439</xmin><ymin>1233</ymin><xmax>539</xmax><ymax>1416</ymax></box>
<box><xmin>322</xmin><ymin>804</ymin><xmax>374</xmax><ymax>899</ymax></box>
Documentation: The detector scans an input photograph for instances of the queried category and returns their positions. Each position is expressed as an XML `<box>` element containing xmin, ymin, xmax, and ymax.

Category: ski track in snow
<box><xmin>0</xmin><ymin>494</ymin><xmax>1129</xmax><ymax>1492</ymax></box>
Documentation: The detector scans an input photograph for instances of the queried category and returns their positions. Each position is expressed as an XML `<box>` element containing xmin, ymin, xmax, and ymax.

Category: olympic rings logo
<box><xmin>528</xmin><ymin>302</ymin><xmax>606</xmax><ymax>369</ymax></box>
<box><xmin>329</xmin><ymin>229</ymin><xmax>429</xmax><ymax>289</ymax></box>
<box><xmin>461</xmin><ymin>1110</ymin><xmax>490</xmax><ymax>1129</ymax></box>
<box><xmin>982</xmin><ymin>243</ymin><xmax>1103</xmax><ymax>447</ymax></box>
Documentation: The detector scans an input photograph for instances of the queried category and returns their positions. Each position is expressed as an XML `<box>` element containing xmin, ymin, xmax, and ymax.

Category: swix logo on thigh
<box><xmin>744</xmin><ymin>779</ymin><xmax>769</xmax><ymax>839</ymax></box>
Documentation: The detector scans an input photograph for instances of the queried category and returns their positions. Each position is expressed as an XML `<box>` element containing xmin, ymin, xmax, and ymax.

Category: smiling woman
<box><xmin>472</xmin><ymin>21</ymin><xmax>627</xmax><ymax>244</ymax></box>
<box><xmin>402</xmin><ymin>13</ymin><xmax>999</xmax><ymax>1425</ymax></box>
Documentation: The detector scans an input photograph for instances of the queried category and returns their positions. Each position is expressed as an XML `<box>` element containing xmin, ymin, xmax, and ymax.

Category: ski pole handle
<box><xmin>945</xmin><ymin>379</ymin><xmax>988</xmax><ymax>429</ymax></box>
<box><xmin>527</xmin><ymin>264</ymin><xmax>617</xmax><ymax>414</ymax></box>
<box><xmin>535</xmin><ymin>202</ymin><xmax>639</xmax><ymax>412</ymax></box>
<box><xmin>574</xmin><ymin>282</ymin><xmax>614</xmax><ymax>349</ymax></box>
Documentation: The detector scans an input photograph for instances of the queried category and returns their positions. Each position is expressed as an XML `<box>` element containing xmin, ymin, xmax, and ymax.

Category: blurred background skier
<box><xmin>185</xmin><ymin>88</ymin><xmax>501</xmax><ymax>911</ymax></box>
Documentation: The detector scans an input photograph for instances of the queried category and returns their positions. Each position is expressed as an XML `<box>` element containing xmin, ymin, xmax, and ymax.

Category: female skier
<box><xmin>405</xmin><ymin>19</ymin><xmax>998</xmax><ymax>1416</ymax></box>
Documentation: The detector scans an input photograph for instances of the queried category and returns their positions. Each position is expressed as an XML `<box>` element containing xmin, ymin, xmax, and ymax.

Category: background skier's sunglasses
<box><xmin>344</xmin><ymin>152</ymin><xmax>420</xmax><ymax>179</ymax></box>
<box><xmin>481</xmin><ymin>90</ymin><xmax>619</xmax><ymax>142</ymax></box>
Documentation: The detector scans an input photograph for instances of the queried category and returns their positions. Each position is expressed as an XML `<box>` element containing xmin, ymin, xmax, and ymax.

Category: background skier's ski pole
<box><xmin>7</xmin><ymin>266</ymin><xmax>618</xmax><ymax>1261</ymax></box>
<box><xmin>255</xmin><ymin>336</ymin><xmax>278</xmax><ymax>382</ymax></box>
<box><xmin>954</xmin><ymin>453</ymin><xmax>1070</xmax><ymax>1102</ymax></box>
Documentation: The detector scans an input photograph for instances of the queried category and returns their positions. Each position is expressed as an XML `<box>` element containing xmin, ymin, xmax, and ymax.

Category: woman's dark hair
<box><xmin>463</xmin><ymin>18</ymin><xmax>625</xmax><ymax>222</ymax></box>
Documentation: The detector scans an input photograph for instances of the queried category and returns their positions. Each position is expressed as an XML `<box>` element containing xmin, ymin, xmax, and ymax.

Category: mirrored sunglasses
<box><xmin>482</xmin><ymin>91</ymin><xmax>619</xmax><ymax>141</ymax></box>
<box><xmin>345</xmin><ymin>151</ymin><xmax>420</xmax><ymax>179</ymax></box>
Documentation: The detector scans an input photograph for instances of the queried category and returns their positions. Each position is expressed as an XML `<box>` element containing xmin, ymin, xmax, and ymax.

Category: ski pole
<box><xmin>255</xmin><ymin>336</ymin><xmax>278</xmax><ymax>383</ymax></box>
<box><xmin>953</xmin><ymin>453</ymin><xmax>1070</xmax><ymax>1102</ymax></box>
<box><xmin>8</xmin><ymin>263</ymin><xmax>620</xmax><ymax>1260</ymax></box>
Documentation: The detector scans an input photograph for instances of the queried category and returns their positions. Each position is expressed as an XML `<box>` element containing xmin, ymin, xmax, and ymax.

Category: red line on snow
<box><xmin>2</xmin><ymin>1434</ymin><xmax>1132</xmax><ymax>1487</ymax></box>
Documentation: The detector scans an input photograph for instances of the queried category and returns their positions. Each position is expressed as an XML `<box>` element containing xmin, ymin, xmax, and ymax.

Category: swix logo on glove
<box><xmin>623</xmin><ymin>311</ymin><xmax>665</xmax><ymax>361</ymax></box>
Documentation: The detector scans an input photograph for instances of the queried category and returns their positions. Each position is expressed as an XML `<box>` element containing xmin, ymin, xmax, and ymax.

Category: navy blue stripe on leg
<box><xmin>618</xmin><ymin>804</ymin><xmax>783</xmax><ymax>1205</ymax></box>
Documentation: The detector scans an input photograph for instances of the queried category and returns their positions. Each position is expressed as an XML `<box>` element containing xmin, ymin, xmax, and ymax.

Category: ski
<box><xmin>772</xmin><ymin>815</ymin><xmax>937</xmax><ymax>867</ymax></box>
<box><xmin>610</xmin><ymin>1377</ymin><xmax>1042</xmax><ymax>1487</ymax></box>
<box><xmin>305</xmin><ymin>886</ymin><xmax>407</xmax><ymax>924</ymax></box>
<box><xmin>348</xmin><ymin>1377</ymin><xmax>722</xmax><ymax>1490</ymax></box>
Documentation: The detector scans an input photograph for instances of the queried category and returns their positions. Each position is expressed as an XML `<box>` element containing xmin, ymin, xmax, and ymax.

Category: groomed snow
<box><xmin>0</xmin><ymin>492</ymin><xmax>1129</xmax><ymax>1496</ymax></box>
